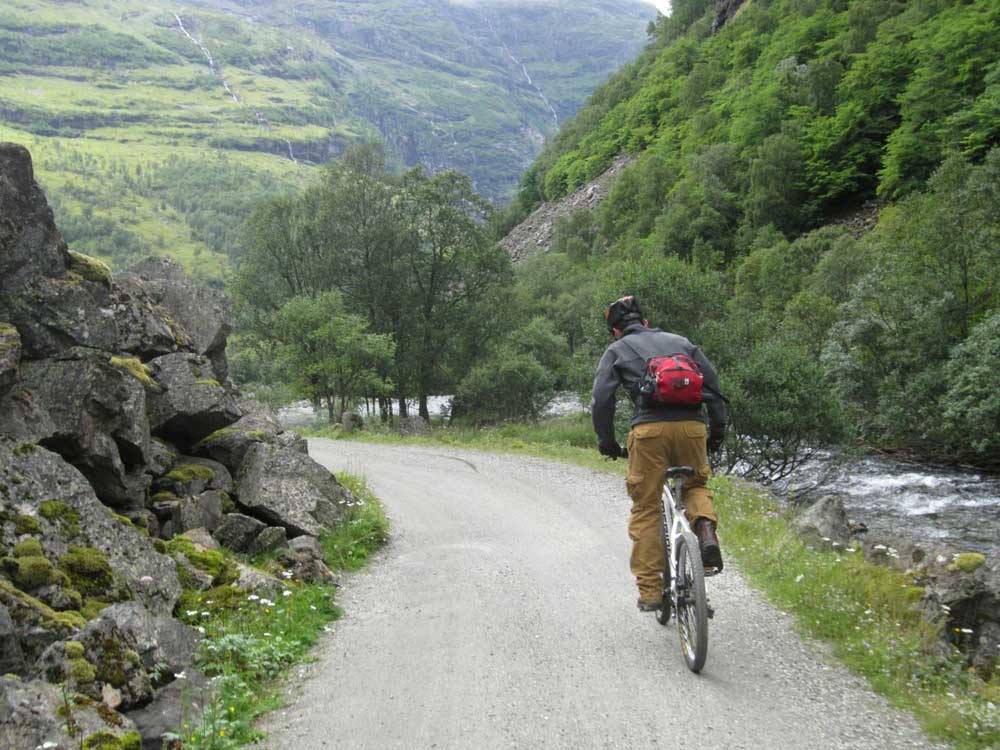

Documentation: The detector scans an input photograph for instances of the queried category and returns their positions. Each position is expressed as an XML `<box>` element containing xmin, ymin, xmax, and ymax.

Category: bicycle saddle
<box><xmin>664</xmin><ymin>466</ymin><xmax>695</xmax><ymax>479</ymax></box>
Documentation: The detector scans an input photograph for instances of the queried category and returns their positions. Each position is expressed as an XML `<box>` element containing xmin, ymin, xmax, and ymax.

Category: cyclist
<box><xmin>591</xmin><ymin>295</ymin><xmax>727</xmax><ymax>611</ymax></box>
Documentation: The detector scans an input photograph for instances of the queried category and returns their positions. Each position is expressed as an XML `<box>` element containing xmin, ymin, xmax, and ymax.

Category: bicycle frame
<box><xmin>660</xmin><ymin>475</ymin><xmax>689</xmax><ymax>597</ymax></box>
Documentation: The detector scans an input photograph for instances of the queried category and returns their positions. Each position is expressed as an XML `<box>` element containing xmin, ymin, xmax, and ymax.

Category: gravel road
<box><xmin>260</xmin><ymin>440</ymin><xmax>937</xmax><ymax>750</ymax></box>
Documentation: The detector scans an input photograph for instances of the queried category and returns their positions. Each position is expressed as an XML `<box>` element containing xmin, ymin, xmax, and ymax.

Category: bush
<box><xmin>452</xmin><ymin>349</ymin><xmax>556</xmax><ymax>425</ymax></box>
<box><xmin>939</xmin><ymin>313</ymin><xmax>1000</xmax><ymax>464</ymax></box>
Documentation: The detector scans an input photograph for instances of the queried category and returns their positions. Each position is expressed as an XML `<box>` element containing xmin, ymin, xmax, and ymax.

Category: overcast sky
<box><xmin>645</xmin><ymin>1</ymin><xmax>671</xmax><ymax>13</ymax></box>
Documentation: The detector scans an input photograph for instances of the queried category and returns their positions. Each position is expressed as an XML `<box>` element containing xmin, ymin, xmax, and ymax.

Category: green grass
<box><xmin>307</xmin><ymin>416</ymin><xmax>999</xmax><ymax>749</ymax></box>
<box><xmin>176</xmin><ymin>472</ymin><xmax>388</xmax><ymax>750</ymax></box>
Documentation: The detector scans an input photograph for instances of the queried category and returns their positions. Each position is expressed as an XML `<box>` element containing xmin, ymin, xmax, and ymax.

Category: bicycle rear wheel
<box><xmin>675</xmin><ymin>532</ymin><xmax>708</xmax><ymax>673</ymax></box>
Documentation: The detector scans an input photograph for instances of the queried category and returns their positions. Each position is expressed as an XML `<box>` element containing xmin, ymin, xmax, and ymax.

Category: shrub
<box><xmin>452</xmin><ymin>348</ymin><xmax>556</xmax><ymax>425</ymax></box>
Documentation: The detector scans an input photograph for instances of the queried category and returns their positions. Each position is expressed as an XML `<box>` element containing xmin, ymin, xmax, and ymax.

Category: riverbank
<box><xmin>302</xmin><ymin>422</ymin><xmax>999</xmax><ymax>749</ymax></box>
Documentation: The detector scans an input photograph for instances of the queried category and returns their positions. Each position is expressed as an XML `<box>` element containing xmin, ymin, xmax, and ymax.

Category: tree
<box><xmin>272</xmin><ymin>292</ymin><xmax>395</xmax><ymax>422</ymax></box>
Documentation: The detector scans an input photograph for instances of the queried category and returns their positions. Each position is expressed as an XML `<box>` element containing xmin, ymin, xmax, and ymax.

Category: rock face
<box><xmin>0</xmin><ymin>323</ymin><xmax>19</xmax><ymax>397</ymax></box>
<box><xmin>237</xmin><ymin>444</ymin><xmax>351</xmax><ymax>537</ymax></box>
<box><xmin>118</xmin><ymin>257</ymin><xmax>232</xmax><ymax>380</ymax></box>
<box><xmin>148</xmin><ymin>352</ymin><xmax>241</xmax><ymax>449</ymax></box>
<box><xmin>0</xmin><ymin>676</ymin><xmax>140</xmax><ymax>750</ymax></box>
<box><xmin>712</xmin><ymin>0</ymin><xmax>748</xmax><ymax>34</ymax></box>
<box><xmin>500</xmin><ymin>154</ymin><xmax>633</xmax><ymax>260</ymax></box>
<box><xmin>792</xmin><ymin>495</ymin><xmax>851</xmax><ymax>547</ymax></box>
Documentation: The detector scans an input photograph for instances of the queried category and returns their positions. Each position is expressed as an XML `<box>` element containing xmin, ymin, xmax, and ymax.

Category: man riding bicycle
<box><xmin>591</xmin><ymin>295</ymin><xmax>727</xmax><ymax>612</ymax></box>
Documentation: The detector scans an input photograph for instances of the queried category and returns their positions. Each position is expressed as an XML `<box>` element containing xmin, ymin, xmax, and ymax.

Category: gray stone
<box><xmin>236</xmin><ymin>443</ymin><xmax>351</xmax><ymax>537</ymax></box>
<box><xmin>274</xmin><ymin>429</ymin><xmax>309</xmax><ymax>454</ymax></box>
<box><xmin>250</xmin><ymin>526</ymin><xmax>288</xmax><ymax>555</ymax></box>
<box><xmin>120</xmin><ymin>256</ymin><xmax>232</xmax><ymax>380</ymax></box>
<box><xmin>147</xmin><ymin>437</ymin><xmax>177</xmax><ymax>477</ymax></box>
<box><xmin>33</xmin><ymin>584</ymin><xmax>82</xmax><ymax>612</ymax></box>
<box><xmin>212</xmin><ymin>512</ymin><xmax>266</xmax><ymax>552</ymax></box>
<box><xmin>398</xmin><ymin>415</ymin><xmax>431</xmax><ymax>436</ymax></box>
<box><xmin>0</xmin><ymin>441</ymin><xmax>182</xmax><ymax>617</ymax></box>
<box><xmin>193</xmin><ymin>413</ymin><xmax>278</xmax><ymax>472</ymax></box>
<box><xmin>289</xmin><ymin>535</ymin><xmax>325</xmax><ymax>561</ymax></box>
<box><xmin>147</xmin><ymin>352</ymin><xmax>241</xmax><ymax>450</ymax></box>
<box><xmin>97</xmin><ymin>602</ymin><xmax>202</xmax><ymax>677</ymax></box>
<box><xmin>0</xmin><ymin>603</ymin><xmax>25</xmax><ymax>675</ymax></box>
<box><xmin>171</xmin><ymin>490</ymin><xmax>225</xmax><ymax>534</ymax></box>
<box><xmin>158</xmin><ymin>455</ymin><xmax>233</xmax><ymax>496</ymax></box>
<box><xmin>341</xmin><ymin>411</ymin><xmax>364</xmax><ymax>432</ymax></box>
<box><xmin>20</xmin><ymin>351</ymin><xmax>153</xmax><ymax>507</ymax></box>
<box><xmin>0</xmin><ymin>676</ymin><xmax>136</xmax><ymax>750</ymax></box>
<box><xmin>127</xmin><ymin>668</ymin><xmax>209</xmax><ymax>750</ymax></box>
<box><xmin>232</xmin><ymin>562</ymin><xmax>284</xmax><ymax>596</ymax></box>
<box><xmin>174</xmin><ymin>554</ymin><xmax>214</xmax><ymax>591</ymax></box>
<box><xmin>180</xmin><ymin>527</ymin><xmax>220</xmax><ymax>551</ymax></box>
<box><xmin>792</xmin><ymin>495</ymin><xmax>851</xmax><ymax>547</ymax></box>
<box><xmin>0</xmin><ymin>323</ymin><xmax>19</xmax><ymax>397</ymax></box>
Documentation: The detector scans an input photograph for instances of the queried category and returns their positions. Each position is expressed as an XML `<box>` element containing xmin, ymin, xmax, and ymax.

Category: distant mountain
<box><xmin>0</xmin><ymin>0</ymin><xmax>654</xmax><ymax>279</ymax></box>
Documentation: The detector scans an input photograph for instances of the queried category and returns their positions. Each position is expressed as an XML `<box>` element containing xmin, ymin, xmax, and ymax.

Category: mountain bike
<box><xmin>655</xmin><ymin>465</ymin><xmax>716</xmax><ymax>673</ymax></box>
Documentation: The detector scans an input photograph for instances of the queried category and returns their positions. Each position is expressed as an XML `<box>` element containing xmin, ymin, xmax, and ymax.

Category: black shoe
<box><xmin>637</xmin><ymin>598</ymin><xmax>661</xmax><ymax>612</ymax></box>
<box><xmin>694</xmin><ymin>518</ymin><xmax>723</xmax><ymax>572</ymax></box>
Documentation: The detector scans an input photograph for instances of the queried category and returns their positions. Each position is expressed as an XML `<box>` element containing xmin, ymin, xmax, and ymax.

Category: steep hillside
<box><xmin>0</xmin><ymin>0</ymin><xmax>654</xmax><ymax>281</ymax></box>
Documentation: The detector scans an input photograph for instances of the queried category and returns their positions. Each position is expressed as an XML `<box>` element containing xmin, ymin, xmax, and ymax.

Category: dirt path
<box><xmin>260</xmin><ymin>440</ymin><xmax>935</xmax><ymax>750</ymax></box>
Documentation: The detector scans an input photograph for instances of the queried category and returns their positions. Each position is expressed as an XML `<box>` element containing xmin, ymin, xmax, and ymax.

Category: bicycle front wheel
<box><xmin>675</xmin><ymin>532</ymin><xmax>708</xmax><ymax>673</ymax></box>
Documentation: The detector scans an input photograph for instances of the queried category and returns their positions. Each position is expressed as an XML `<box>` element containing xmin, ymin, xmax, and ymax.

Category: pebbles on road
<box><xmin>259</xmin><ymin>441</ymin><xmax>937</xmax><ymax>750</ymax></box>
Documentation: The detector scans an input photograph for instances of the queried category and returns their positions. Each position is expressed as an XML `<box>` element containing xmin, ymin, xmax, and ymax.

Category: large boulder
<box><xmin>0</xmin><ymin>441</ymin><xmax>181</xmax><ymax>618</ymax></box>
<box><xmin>127</xmin><ymin>668</ymin><xmax>209</xmax><ymax>750</ymax></box>
<box><xmin>147</xmin><ymin>352</ymin><xmax>240</xmax><ymax>449</ymax></box>
<box><xmin>171</xmin><ymin>490</ymin><xmax>225</xmax><ymax>535</ymax></box>
<box><xmin>792</xmin><ymin>495</ymin><xmax>851</xmax><ymax>548</ymax></box>
<box><xmin>0</xmin><ymin>322</ymin><xmax>19</xmax><ymax>397</ymax></box>
<box><xmin>92</xmin><ymin>602</ymin><xmax>202</xmax><ymax>678</ymax></box>
<box><xmin>120</xmin><ymin>257</ymin><xmax>231</xmax><ymax>379</ymax></box>
<box><xmin>20</xmin><ymin>350</ymin><xmax>153</xmax><ymax>507</ymax></box>
<box><xmin>212</xmin><ymin>512</ymin><xmax>266</xmax><ymax>552</ymax></box>
<box><xmin>0</xmin><ymin>676</ymin><xmax>138</xmax><ymax>750</ymax></box>
<box><xmin>193</xmin><ymin>412</ymin><xmax>281</xmax><ymax>472</ymax></box>
<box><xmin>156</xmin><ymin>455</ymin><xmax>233</xmax><ymax>497</ymax></box>
<box><xmin>236</xmin><ymin>443</ymin><xmax>351</xmax><ymax>537</ymax></box>
<box><xmin>0</xmin><ymin>603</ymin><xmax>25</xmax><ymax>675</ymax></box>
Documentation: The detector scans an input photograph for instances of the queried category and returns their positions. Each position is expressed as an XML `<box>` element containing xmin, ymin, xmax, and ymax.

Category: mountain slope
<box><xmin>0</xmin><ymin>0</ymin><xmax>654</xmax><ymax>280</ymax></box>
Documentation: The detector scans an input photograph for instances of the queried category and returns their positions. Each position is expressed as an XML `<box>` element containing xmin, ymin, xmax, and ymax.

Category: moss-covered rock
<box><xmin>58</xmin><ymin>546</ymin><xmax>113</xmax><ymax>597</ymax></box>
<box><xmin>166</xmin><ymin>463</ymin><xmax>215</xmax><ymax>483</ymax></box>
<box><xmin>12</xmin><ymin>538</ymin><xmax>43</xmax><ymax>558</ymax></box>
<box><xmin>165</xmin><ymin>538</ymin><xmax>237</xmax><ymax>586</ymax></box>
<box><xmin>82</xmin><ymin>729</ymin><xmax>142</xmax><ymax>750</ymax></box>
<box><xmin>64</xmin><ymin>640</ymin><xmax>85</xmax><ymax>659</ymax></box>
<box><xmin>66</xmin><ymin>250</ymin><xmax>112</xmax><ymax>286</ymax></box>
<box><xmin>13</xmin><ymin>514</ymin><xmax>40</xmax><ymax>535</ymax></box>
<box><xmin>12</xmin><ymin>555</ymin><xmax>59</xmax><ymax>589</ymax></box>
<box><xmin>948</xmin><ymin>552</ymin><xmax>987</xmax><ymax>574</ymax></box>
<box><xmin>80</xmin><ymin>599</ymin><xmax>108</xmax><ymax>620</ymax></box>
<box><xmin>39</xmin><ymin>500</ymin><xmax>81</xmax><ymax>538</ymax></box>
<box><xmin>108</xmin><ymin>356</ymin><xmax>155</xmax><ymax>388</ymax></box>
<box><xmin>67</xmin><ymin>656</ymin><xmax>97</xmax><ymax>683</ymax></box>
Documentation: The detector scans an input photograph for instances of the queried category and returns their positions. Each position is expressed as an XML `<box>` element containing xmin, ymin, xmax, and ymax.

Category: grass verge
<box><xmin>174</xmin><ymin>472</ymin><xmax>388</xmax><ymax>750</ymax></box>
<box><xmin>306</xmin><ymin>416</ymin><xmax>998</xmax><ymax>749</ymax></box>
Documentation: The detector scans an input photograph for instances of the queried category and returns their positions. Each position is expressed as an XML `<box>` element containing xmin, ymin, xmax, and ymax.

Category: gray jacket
<box><xmin>591</xmin><ymin>323</ymin><xmax>727</xmax><ymax>446</ymax></box>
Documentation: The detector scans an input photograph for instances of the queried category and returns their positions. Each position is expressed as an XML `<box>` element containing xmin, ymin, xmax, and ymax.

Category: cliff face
<box><xmin>0</xmin><ymin>144</ymin><xmax>350</xmax><ymax>748</ymax></box>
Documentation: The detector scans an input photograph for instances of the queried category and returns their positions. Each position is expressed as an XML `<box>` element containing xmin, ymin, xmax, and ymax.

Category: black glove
<box><xmin>598</xmin><ymin>440</ymin><xmax>623</xmax><ymax>460</ymax></box>
<box><xmin>707</xmin><ymin>431</ymin><xmax>725</xmax><ymax>453</ymax></box>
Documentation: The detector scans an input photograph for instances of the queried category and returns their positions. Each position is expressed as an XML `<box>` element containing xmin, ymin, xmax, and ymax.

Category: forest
<box><xmin>232</xmin><ymin>0</ymin><xmax>999</xmax><ymax>473</ymax></box>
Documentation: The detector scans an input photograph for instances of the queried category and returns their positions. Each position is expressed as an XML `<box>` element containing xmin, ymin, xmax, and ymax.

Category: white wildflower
<box><xmin>201</xmin><ymin>611</ymin><xmax>210</xmax><ymax>617</ymax></box>
<box><xmin>185</xmin><ymin>610</ymin><xmax>198</xmax><ymax>617</ymax></box>
<box><xmin>309</xmin><ymin>605</ymin><xmax>317</xmax><ymax>611</ymax></box>
<box><xmin>174</xmin><ymin>671</ymin><xmax>187</xmax><ymax>680</ymax></box>
<box><xmin>197</xmin><ymin>627</ymin><xmax>206</xmax><ymax>634</ymax></box>
<box><xmin>960</xmin><ymin>628</ymin><xmax>974</xmax><ymax>634</ymax></box>
<box><xmin>281</xmin><ymin>571</ymin><xmax>293</xmax><ymax>579</ymax></box>
<box><xmin>795</xmin><ymin>574</ymin><xmax>804</xmax><ymax>583</ymax></box>
<box><xmin>873</xmin><ymin>544</ymin><xmax>887</xmax><ymax>551</ymax></box>
<box><xmin>247</xmin><ymin>594</ymin><xmax>260</xmax><ymax>602</ymax></box>
<box><xmin>282</xmin><ymin>590</ymin><xmax>292</xmax><ymax>597</ymax></box>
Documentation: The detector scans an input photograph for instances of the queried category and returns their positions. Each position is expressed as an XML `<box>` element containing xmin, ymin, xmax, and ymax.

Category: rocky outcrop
<box><xmin>0</xmin><ymin>144</ymin><xmax>357</xmax><ymax>744</ymax></box>
<box><xmin>0</xmin><ymin>676</ymin><xmax>141</xmax><ymax>750</ymax></box>
<box><xmin>500</xmin><ymin>154</ymin><xmax>633</xmax><ymax>260</ymax></box>
<box><xmin>117</xmin><ymin>257</ymin><xmax>232</xmax><ymax>380</ymax></box>
<box><xmin>712</xmin><ymin>0</ymin><xmax>748</xmax><ymax>34</ymax></box>
<box><xmin>792</xmin><ymin>495</ymin><xmax>851</xmax><ymax>547</ymax></box>
<box><xmin>236</xmin><ymin>443</ymin><xmax>350</xmax><ymax>537</ymax></box>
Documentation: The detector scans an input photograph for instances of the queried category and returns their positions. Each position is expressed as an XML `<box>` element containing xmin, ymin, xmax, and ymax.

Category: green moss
<box><xmin>108</xmin><ymin>356</ymin><xmax>155</xmax><ymax>388</ymax></box>
<box><xmin>947</xmin><ymin>552</ymin><xmax>987</xmax><ymax>574</ymax></box>
<box><xmin>13</xmin><ymin>515</ymin><xmax>40</xmax><ymax>535</ymax></box>
<box><xmin>166</xmin><ymin>463</ymin><xmax>215</xmax><ymax>483</ymax></box>
<box><xmin>12</xmin><ymin>538</ymin><xmax>43</xmax><ymax>558</ymax></box>
<box><xmin>67</xmin><ymin>657</ymin><xmax>97</xmax><ymax>683</ymax></box>
<box><xmin>64</xmin><ymin>640</ymin><xmax>85</xmax><ymax>659</ymax></box>
<box><xmin>96</xmin><ymin>701</ymin><xmax>124</xmax><ymax>727</ymax></box>
<box><xmin>0</xmin><ymin>579</ymin><xmax>86</xmax><ymax>631</ymax></box>
<box><xmin>12</xmin><ymin>555</ymin><xmax>58</xmax><ymax>589</ymax></box>
<box><xmin>175</xmin><ymin>583</ymin><xmax>244</xmax><ymax>618</ymax></box>
<box><xmin>81</xmin><ymin>730</ymin><xmax>141</xmax><ymax>750</ymax></box>
<box><xmin>195</xmin><ymin>378</ymin><xmax>222</xmax><ymax>387</ymax></box>
<box><xmin>57</xmin><ymin>588</ymin><xmax>84</xmax><ymax>612</ymax></box>
<box><xmin>58</xmin><ymin>546</ymin><xmax>113</xmax><ymax>597</ymax></box>
<box><xmin>67</xmin><ymin>250</ymin><xmax>112</xmax><ymax>285</ymax></box>
<box><xmin>13</xmin><ymin>443</ymin><xmax>35</xmax><ymax>456</ymax></box>
<box><xmin>110</xmin><ymin>513</ymin><xmax>134</xmax><ymax>528</ymax></box>
<box><xmin>80</xmin><ymin>599</ymin><xmax>108</xmax><ymax>620</ymax></box>
<box><xmin>123</xmin><ymin>649</ymin><xmax>141</xmax><ymax>668</ymax></box>
<box><xmin>196</xmin><ymin>427</ymin><xmax>267</xmax><ymax>449</ymax></box>
<box><xmin>220</xmin><ymin>490</ymin><xmax>236</xmax><ymax>514</ymax></box>
<box><xmin>39</xmin><ymin>501</ymin><xmax>81</xmax><ymax>538</ymax></box>
<box><xmin>152</xmin><ymin>539</ymin><xmax>168</xmax><ymax>554</ymax></box>
<box><xmin>165</xmin><ymin>538</ymin><xmax>236</xmax><ymax>586</ymax></box>
<box><xmin>151</xmin><ymin>491</ymin><xmax>179</xmax><ymax>504</ymax></box>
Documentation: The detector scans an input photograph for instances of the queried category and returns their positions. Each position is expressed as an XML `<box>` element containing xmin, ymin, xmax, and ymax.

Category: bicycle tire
<box><xmin>675</xmin><ymin>532</ymin><xmax>708</xmax><ymax>673</ymax></box>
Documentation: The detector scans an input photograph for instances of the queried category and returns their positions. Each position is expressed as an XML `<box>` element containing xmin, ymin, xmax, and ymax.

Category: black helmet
<box><xmin>604</xmin><ymin>295</ymin><xmax>643</xmax><ymax>333</ymax></box>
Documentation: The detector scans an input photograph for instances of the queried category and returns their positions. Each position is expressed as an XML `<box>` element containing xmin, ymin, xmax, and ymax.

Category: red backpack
<box><xmin>639</xmin><ymin>354</ymin><xmax>704</xmax><ymax>406</ymax></box>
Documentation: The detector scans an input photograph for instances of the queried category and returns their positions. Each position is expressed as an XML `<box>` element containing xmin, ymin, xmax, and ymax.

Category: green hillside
<box><xmin>0</xmin><ymin>0</ymin><xmax>653</xmax><ymax>282</ymax></box>
<box><xmin>500</xmin><ymin>0</ymin><xmax>1000</xmax><ymax>467</ymax></box>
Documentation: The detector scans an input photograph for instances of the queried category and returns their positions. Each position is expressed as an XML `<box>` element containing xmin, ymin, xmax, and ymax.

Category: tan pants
<box><xmin>626</xmin><ymin>420</ymin><xmax>717</xmax><ymax>603</ymax></box>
